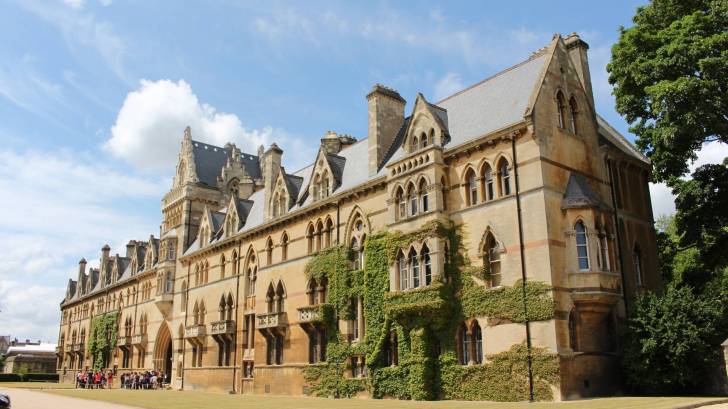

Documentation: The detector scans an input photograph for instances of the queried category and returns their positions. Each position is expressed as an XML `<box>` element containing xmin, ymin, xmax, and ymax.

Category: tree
<box><xmin>607</xmin><ymin>0</ymin><xmax>727</xmax><ymax>183</ymax></box>
<box><xmin>621</xmin><ymin>284</ymin><xmax>724</xmax><ymax>394</ymax></box>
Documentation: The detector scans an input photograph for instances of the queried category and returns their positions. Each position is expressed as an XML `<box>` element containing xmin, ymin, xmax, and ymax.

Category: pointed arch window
<box><xmin>483</xmin><ymin>233</ymin><xmax>501</xmax><ymax>287</ymax></box>
<box><xmin>316</xmin><ymin>220</ymin><xmax>324</xmax><ymax>251</ymax></box>
<box><xmin>472</xmin><ymin>323</ymin><xmax>483</xmax><ymax>364</ymax></box>
<box><xmin>322</xmin><ymin>170</ymin><xmax>330</xmax><ymax>199</ymax></box>
<box><xmin>499</xmin><ymin>160</ymin><xmax>511</xmax><ymax>196</ymax></box>
<box><xmin>246</xmin><ymin>254</ymin><xmax>257</xmax><ymax>297</ymax></box>
<box><xmin>410</xmin><ymin>248</ymin><xmax>420</xmax><ymax>288</ymax></box>
<box><xmin>483</xmin><ymin>165</ymin><xmax>494</xmax><ymax>201</ymax></box>
<box><xmin>422</xmin><ymin>245</ymin><xmax>432</xmax><ymax>286</ymax></box>
<box><xmin>569</xmin><ymin>96</ymin><xmax>578</xmax><ymax>134</ymax></box>
<box><xmin>220</xmin><ymin>254</ymin><xmax>226</xmax><ymax>278</ymax></box>
<box><xmin>307</xmin><ymin>224</ymin><xmax>315</xmax><ymax>254</ymax></box>
<box><xmin>396</xmin><ymin>187</ymin><xmax>406</xmax><ymax>220</ymax></box>
<box><xmin>420</xmin><ymin>132</ymin><xmax>428</xmax><ymax>148</ymax></box>
<box><xmin>428</xmin><ymin>129</ymin><xmax>434</xmax><ymax>146</ymax></box>
<box><xmin>325</xmin><ymin>218</ymin><xmax>334</xmax><ymax>248</ymax></box>
<box><xmin>265</xmin><ymin>237</ymin><xmax>273</xmax><ymax>265</ymax></box>
<box><xmin>568</xmin><ymin>309</ymin><xmax>578</xmax><ymax>351</ymax></box>
<box><xmin>459</xmin><ymin>325</ymin><xmax>470</xmax><ymax>365</ymax></box>
<box><xmin>313</xmin><ymin>174</ymin><xmax>321</xmax><ymax>201</ymax></box>
<box><xmin>397</xmin><ymin>251</ymin><xmax>408</xmax><ymax>291</ymax></box>
<box><xmin>419</xmin><ymin>179</ymin><xmax>429</xmax><ymax>213</ymax></box>
<box><xmin>281</xmin><ymin>233</ymin><xmax>289</xmax><ymax>261</ymax></box>
<box><xmin>575</xmin><ymin>221</ymin><xmax>589</xmax><ymax>270</ymax></box>
<box><xmin>556</xmin><ymin>91</ymin><xmax>567</xmax><ymax>129</ymax></box>
<box><xmin>465</xmin><ymin>169</ymin><xmax>477</xmax><ymax>206</ymax></box>
<box><xmin>407</xmin><ymin>183</ymin><xmax>418</xmax><ymax>216</ymax></box>
<box><xmin>411</xmin><ymin>135</ymin><xmax>418</xmax><ymax>152</ymax></box>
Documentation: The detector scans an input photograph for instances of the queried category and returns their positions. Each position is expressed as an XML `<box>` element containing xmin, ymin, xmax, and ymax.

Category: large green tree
<box><xmin>610</xmin><ymin>0</ymin><xmax>728</xmax><ymax>394</ymax></box>
<box><xmin>607</xmin><ymin>0</ymin><xmax>727</xmax><ymax>183</ymax></box>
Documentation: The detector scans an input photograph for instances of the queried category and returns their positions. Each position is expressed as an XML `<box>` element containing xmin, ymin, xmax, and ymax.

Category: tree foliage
<box><xmin>607</xmin><ymin>0</ymin><xmax>727</xmax><ymax>183</ymax></box>
<box><xmin>621</xmin><ymin>284</ymin><xmax>725</xmax><ymax>394</ymax></box>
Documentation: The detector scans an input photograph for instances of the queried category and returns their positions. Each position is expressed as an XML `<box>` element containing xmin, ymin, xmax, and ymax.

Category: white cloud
<box><xmin>0</xmin><ymin>149</ymin><xmax>165</xmax><ymax>341</ymax></box>
<box><xmin>433</xmin><ymin>72</ymin><xmax>465</xmax><ymax>101</ymax></box>
<box><xmin>105</xmin><ymin>79</ymin><xmax>313</xmax><ymax>173</ymax></box>
<box><xmin>649</xmin><ymin>141</ymin><xmax>728</xmax><ymax>218</ymax></box>
<box><xmin>99</xmin><ymin>0</ymin><xmax>112</xmax><ymax>6</ymax></box>
<box><xmin>62</xmin><ymin>0</ymin><xmax>85</xmax><ymax>9</ymax></box>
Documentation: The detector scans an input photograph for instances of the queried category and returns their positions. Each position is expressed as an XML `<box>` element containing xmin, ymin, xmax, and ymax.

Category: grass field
<box><xmin>39</xmin><ymin>388</ymin><xmax>727</xmax><ymax>409</ymax></box>
<box><xmin>0</xmin><ymin>382</ymin><xmax>75</xmax><ymax>390</ymax></box>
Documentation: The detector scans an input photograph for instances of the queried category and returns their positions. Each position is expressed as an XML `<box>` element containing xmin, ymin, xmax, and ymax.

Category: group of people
<box><xmin>119</xmin><ymin>371</ymin><xmax>168</xmax><ymax>390</ymax></box>
<box><xmin>75</xmin><ymin>370</ymin><xmax>114</xmax><ymax>389</ymax></box>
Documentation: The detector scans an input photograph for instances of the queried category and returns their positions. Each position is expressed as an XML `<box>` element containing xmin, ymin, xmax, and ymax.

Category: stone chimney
<box><xmin>262</xmin><ymin>143</ymin><xmax>283</xmax><ymax>220</ymax></box>
<box><xmin>77</xmin><ymin>258</ymin><xmax>87</xmax><ymax>295</ymax></box>
<box><xmin>367</xmin><ymin>84</ymin><xmax>405</xmax><ymax>175</ymax></box>
<box><xmin>564</xmin><ymin>33</ymin><xmax>594</xmax><ymax>110</ymax></box>
<box><xmin>101</xmin><ymin>244</ymin><xmax>110</xmax><ymax>263</ymax></box>
<box><xmin>126</xmin><ymin>240</ymin><xmax>136</xmax><ymax>258</ymax></box>
<box><xmin>321</xmin><ymin>131</ymin><xmax>341</xmax><ymax>155</ymax></box>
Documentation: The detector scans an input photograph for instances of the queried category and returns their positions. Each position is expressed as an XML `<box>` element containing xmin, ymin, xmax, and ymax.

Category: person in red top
<box><xmin>107</xmin><ymin>370</ymin><xmax>113</xmax><ymax>389</ymax></box>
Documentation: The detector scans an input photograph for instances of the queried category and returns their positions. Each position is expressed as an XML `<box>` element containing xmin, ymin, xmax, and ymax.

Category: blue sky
<box><xmin>0</xmin><ymin>0</ymin><xmax>705</xmax><ymax>341</ymax></box>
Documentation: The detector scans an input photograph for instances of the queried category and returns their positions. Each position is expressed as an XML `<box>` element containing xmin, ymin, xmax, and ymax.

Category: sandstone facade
<box><xmin>56</xmin><ymin>33</ymin><xmax>658</xmax><ymax>400</ymax></box>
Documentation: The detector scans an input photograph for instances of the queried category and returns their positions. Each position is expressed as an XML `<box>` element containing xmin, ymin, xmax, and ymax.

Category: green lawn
<box><xmin>39</xmin><ymin>389</ymin><xmax>727</xmax><ymax>409</ymax></box>
<box><xmin>0</xmin><ymin>381</ymin><xmax>75</xmax><ymax>390</ymax></box>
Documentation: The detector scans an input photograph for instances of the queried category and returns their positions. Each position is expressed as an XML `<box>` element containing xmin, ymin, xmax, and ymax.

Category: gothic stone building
<box><xmin>57</xmin><ymin>33</ymin><xmax>658</xmax><ymax>400</ymax></box>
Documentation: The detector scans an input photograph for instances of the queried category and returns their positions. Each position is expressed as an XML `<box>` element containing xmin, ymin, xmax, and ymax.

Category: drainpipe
<box><xmin>607</xmin><ymin>160</ymin><xmax>629</xmax><ymax>314</ymax></box>
<box><xmin>232</xmin><ymin>240</ymin><xmax>242</xmax><ymax>393</ymax></box>
<box><xmin>512</xmin><ymin>134</ymin><xmax>534</xmax><ymax>402</ymax></box>
<box><xmin>181</xmin><ymin>262</ymin><xmax>191</xmax><ymax>390</ymax></box>
<box><xmin>336</xmin><ymin>200</ymin><xmax>341</xmax><ymax>245</ymax></box>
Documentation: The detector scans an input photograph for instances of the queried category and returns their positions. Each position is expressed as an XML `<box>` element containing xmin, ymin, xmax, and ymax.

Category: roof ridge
<box><xmin>435</xmin><ymin>52</ymin><xmax>547</xmax><ymax>105</ymax></box>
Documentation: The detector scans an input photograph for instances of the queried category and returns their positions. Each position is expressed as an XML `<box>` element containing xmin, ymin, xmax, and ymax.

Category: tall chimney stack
<box><xmin>367</xmin><ymin>84</ymin><xmax>405</xmax><ymax>175</ymax></box>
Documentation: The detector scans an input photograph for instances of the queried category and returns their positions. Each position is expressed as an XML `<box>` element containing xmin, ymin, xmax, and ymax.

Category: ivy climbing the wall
<box><xmin>301</xmin><ymin>220</ymin><xmax>559</xmax><ymax>401</ymax></box>
<box><xmin>87</xmin><ymin>312</ymin><xmax>118</xmax><ymax>370</ymax></box>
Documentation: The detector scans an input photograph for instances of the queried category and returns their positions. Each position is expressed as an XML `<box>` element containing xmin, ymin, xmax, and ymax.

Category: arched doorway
<box><xmin>153</xmin><ymin>323</ymin><xmax>173</xmax><ymax>377</ymax></box>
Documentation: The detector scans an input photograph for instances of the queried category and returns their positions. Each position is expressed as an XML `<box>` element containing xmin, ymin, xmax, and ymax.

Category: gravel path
<box><xmin>0</xmin><ymin>388</ymin><xmax>141</xmax><ymax>409</ymax></box>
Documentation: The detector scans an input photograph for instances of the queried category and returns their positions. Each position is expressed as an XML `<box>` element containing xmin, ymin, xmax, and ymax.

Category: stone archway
<box><xmin>152</xmin><ymin>323</ymin><xmax>173</xmax><ymax>377</ymax></box>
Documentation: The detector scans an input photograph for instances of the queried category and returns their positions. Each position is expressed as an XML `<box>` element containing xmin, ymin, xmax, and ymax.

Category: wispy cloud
<box><xmin>434</xmin><ymin>72</ymin><xmax>465</xmax><ymax>101</ymax></box>
<box><xmin>17</xmin><ymin>0</ymin><xmax>131</xmax><ymax>85</ymax></box>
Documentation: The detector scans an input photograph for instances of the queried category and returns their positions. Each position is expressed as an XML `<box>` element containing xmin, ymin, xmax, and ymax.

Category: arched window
<box><xmin>396</xmin><ymin>187</ymin><xmax>406</xmax><ymax>220</ymax></box>
<box><xmin>204</xmin><ymin>261</ymin><xmax>209</xmax><ymax>283</ymax></box>
<box><xmin>384</xmin><ymin>331</ymin><xmax>398</xmax><ymax>366</ymax></box>
<box><xmin>165</xmin><ymin>271</ymin><xmax>173</xmax><ymax>293</ymax></box>
<box><xmin>422</xmin><ymin>245</ymin><xmax>432</xmax><ymax>286</ymax></box>
<box><xmin>459</xmin><ymin>325</ymin><xmax>470</xmax><ymax>365</ymax></box>
<box><xmin>219</xmin><ymin>295</ymin><xmax>227</xmax><ymax>321</ymax></box>
<box><xmin>281</xmin><ymin>233</ymin><xmax>289</xmax><ymax>261</ymax></box>
<box><xmin>220</xmin><ymin>254</ymin><xmax>226</xmax><ymax>278</ymax></box>
<box><xmin>316</xmin><ymin>220</ymin><xmax>324</xmax><ymax>251</ymax></box>
<box><xmin>556</xmin><ymin>91</ymin><xmax>566</xmax><ymax>129</ymax></box>
<box><xmin>275</xmin><ymin>281</ymin><xmax>285</xmax><ymax>313</ymax></box>
<box><xmin>307</xmin><ymin>279</ymin><xmax>317</xmax><ymax>305</ymax></box>
<box><xmin>483</xmin><ymin>233</ymin><xmax>501</xmax><ymax>287</ymax></box>
<box><xmin>397</xmin><ymin>251</ymin><xmax>408</xmax><ymax>291</ymax></box>
<box><xmin>472</xmin><ymin>322</ymin><xmax>483</xmax><ymax>364</ymax></box>
<box><xmin>465</xmin><ymin>169</ymin><xmax>478</xmax><ymax>206</ymax></box>
<box><xmin>272</xmin><ymin>192</ymin><xmax>280</xmax><ymax>217</ymax></box>
<box><xmin>569</xmin><ymin>96</ymin><xmax>578</xmax><ymax>134</ymax></box>
<box><xmin>351</xmin><ymin>237</ymin><xmax>361</xmax><ymax>270</ymax></box>
<box><xmin>428</xmin><ymin>129</ymin><xmax>434</xmax><ymax>146</ymax></box>
<box><xmin>198</xmin><ymin>302</ymin><xmax>205</xmax><ymax>325</ymax></box>
<box><xmin>498</xmin><ymin>159</ymin><xmax>511</xmax><ymax>196</ymax></box>
<box><xmin>419</xmin><ymin>179</ymin><xmax>429</xmax><ymax>213</ymax></box>
<box><xmin>407</xmin><ymin>183</ymin><xmax>418</xmax><ymax>216</ymax></box>
<box><xmin>318</xmin><ymin>277</ymin><xmax>328</xmax><ymax>304</ymax></box>
<box><xmin>633</xmin><ymin>245</ymin><xmax>643</xmax><ymax>286</ymax></box>
<box><xmin>313</xmin><ymin>174</ymin><xmax>321</xmax><ymax>201</ymax></box>
<box><xmin>575</xmin><ymin>221</ymin><xmax>589</xmax><ymax>270</ymax></box>
<box><xmin>410</xmin><ymin>248</ymin><xmax>420</xmax><ymax>288</ymax></box>
<box><xmin>324</xmin><ymin>218</ymin><xmax>334</xmax><ymax>248</ymax></box>
<box><xmin>266</xmin><ymin>237</ymin><xmax>273</xmax><ymax>265</ymax></box>
<box><xmin>307</xmin><ymin>224</ymin><xmax>315</xmax><ymax>254</ymax></box>
<box><xmin>482</xmin><ymin>164</ymin><xmax>494</xmax><ymax>201</ymax></box>
<box><xmin>266</xmin><ymin>284</ymin><xmax>275</xmax><ymax>313</ymax></box>
<box><xmin>246</xmin><ymin>254</ymin><xmax>257</xmax><ymax>297</ymax></box>
<box><xmin>411</xmin><ymin>135</ymin><xmax>418</xmax><ymax>152</ymax></box>
<box><xmin>420</xmin><ymin>132</ymin><xmax>428</xmax><ymax>148</ymax></box>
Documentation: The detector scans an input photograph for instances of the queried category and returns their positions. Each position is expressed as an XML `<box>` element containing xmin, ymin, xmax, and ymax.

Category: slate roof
<box><xmin>561</xmin><ymin>173</ymin><xmax>603</xmax><ymax>209</ymax></box>
<box><xmin>191</xmin><ymin>140</ymin><xmax>261</xmax><ymax>187</ymax></box>
<box><xmin>596</xmin><ymin>115</ymin><xmax>649</xmax><ymax>164</ymax></box>
<box><xmin>437</xmin><ymin>53</ymin><xmax>546</xmax><ymax>148</ymax></box>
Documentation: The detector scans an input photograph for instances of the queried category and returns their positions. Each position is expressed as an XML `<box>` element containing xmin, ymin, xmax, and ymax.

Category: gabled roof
<box><xmin>597</xmin><ymin>115</ymin><xmax>649</xmax><ymax>165</ymax></box>
<box><xmin>324</xmin><ymin>154</ymin><xmax>346</xmax><ymax>187</ymax></box>
<box><xmin>561</xmin><ymin>173</ymin><xmax>603</xmax><ymax>209</ymax></box>
<box><xmin>436</xmin><ymin>53</ymin><xmax>547</xmax><ymax>148</ymax></box>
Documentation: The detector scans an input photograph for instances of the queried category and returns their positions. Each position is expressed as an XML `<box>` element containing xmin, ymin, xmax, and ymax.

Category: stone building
<box><xmin>57</xmin><ymin>33</ymin><xmax>658</xmax><ymax>400</ymax></box>
<box><xmin>3</xmin><ymin>343</ymin><xmax>57</xmax><ymax>374</ymax></box>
